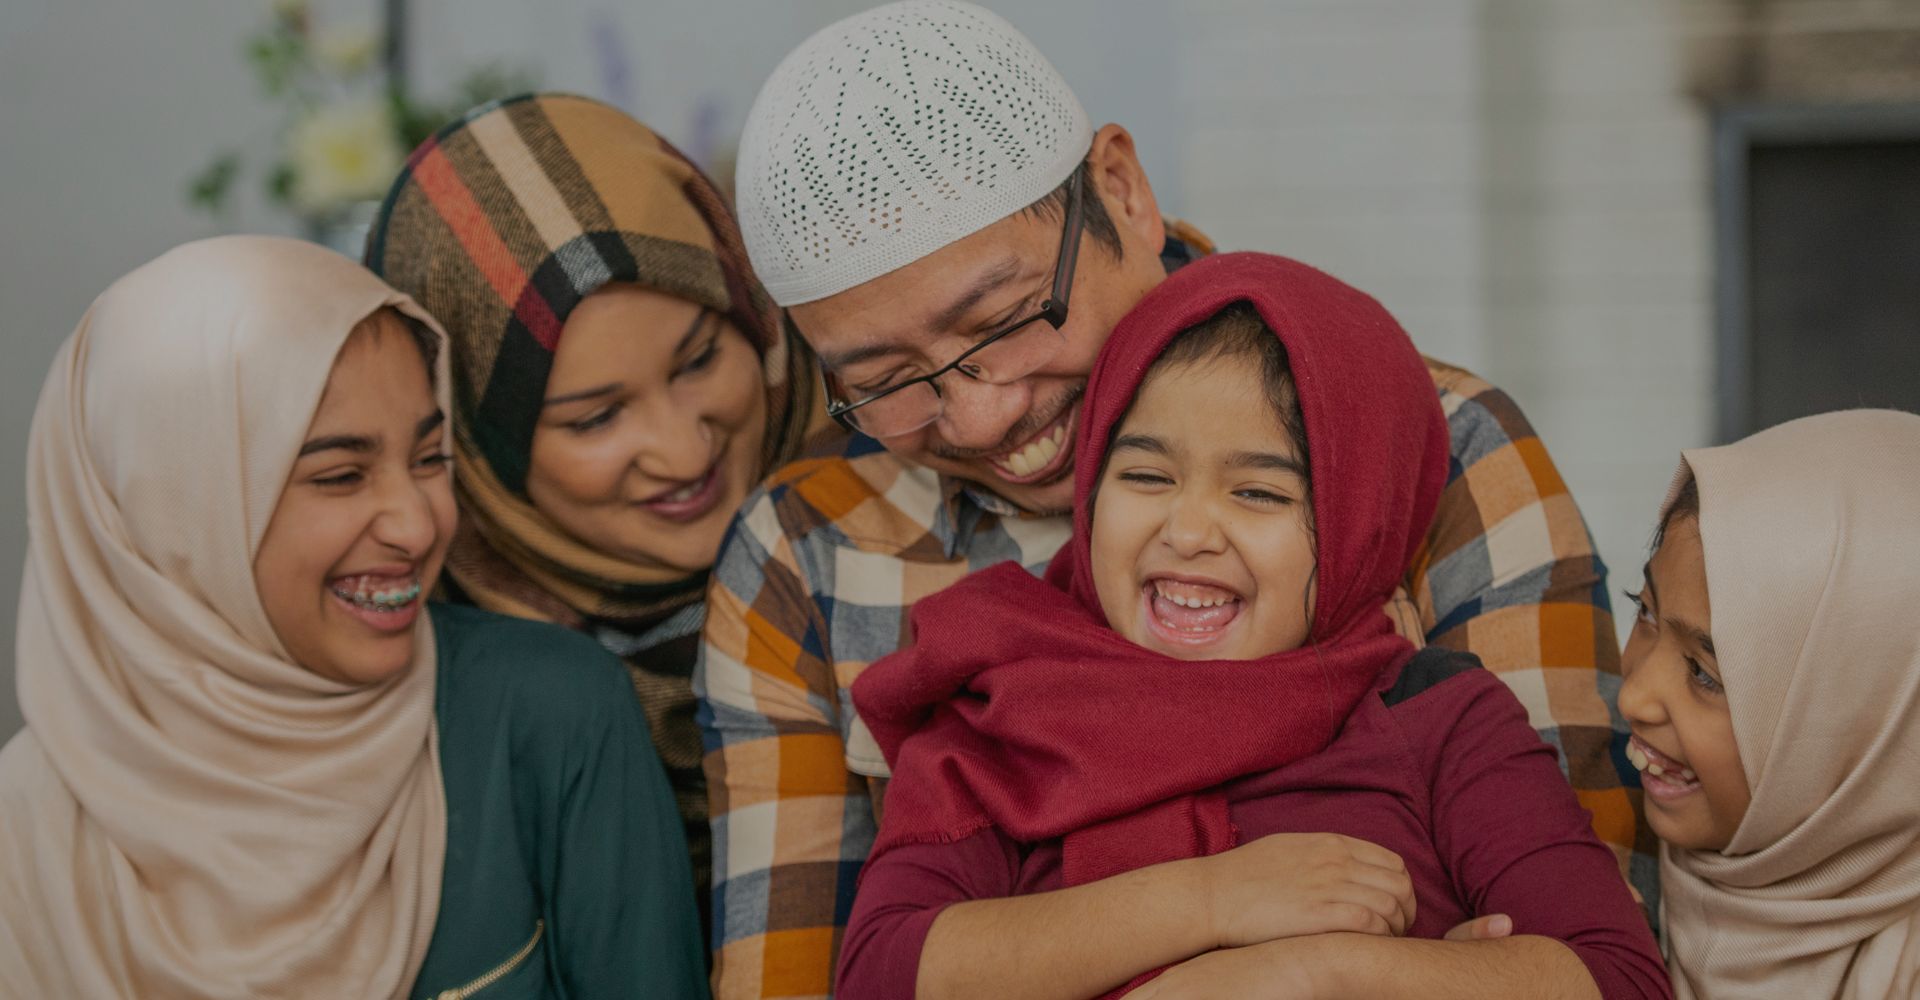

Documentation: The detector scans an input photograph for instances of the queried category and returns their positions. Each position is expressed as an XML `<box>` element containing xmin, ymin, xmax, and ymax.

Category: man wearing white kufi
<box><xmin>697</xmin><ymin>3</ymin><xmax>1650</xmax><ymax>996</ymax></box>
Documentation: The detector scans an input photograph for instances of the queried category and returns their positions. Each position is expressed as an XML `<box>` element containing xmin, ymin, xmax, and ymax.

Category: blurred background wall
<box><xmin>3</xmin><ymin>0</ymin><xmax>1916</xmax><ymax>738</ymax></box>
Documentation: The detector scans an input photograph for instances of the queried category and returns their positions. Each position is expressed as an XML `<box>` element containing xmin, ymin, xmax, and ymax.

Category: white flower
<box><xmin>287</xmin><ymin>99</ymin><xmax>404</xmax><ymax>215</ymax></box>
<box><xmin>317</xmin><ymin>25</ymin><xmax>380</xmax><ymax>75</ymax></box>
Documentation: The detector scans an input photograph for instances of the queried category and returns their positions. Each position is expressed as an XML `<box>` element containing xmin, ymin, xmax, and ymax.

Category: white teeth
<box><xmin>655</xmin><ymin>480</ymin><xmax>702</xmax><ymax>504</ymax></box>
<box><xmin>332</xmin><ymin>576</ymin><xmax>421</xmax><ymax>612</ymax></box>
<box><xmin>1628</xmin><ymin>740</ymin><xmax>1698</xmax><ymax>784</ymax></box>
<box><xmin>1153</xmin><ymin>582</ymin><xmax>1235</xmax><ymax>608</ymax></box>
<box><xmin>995</xmin><ymin>420</ymin><xmax>1071</xmax><ymax>478</ymax></box>
<box><xmin>1035</xmin><ymin>434</ymin><xmax>1059</xmax><ymax>467</ymax></box>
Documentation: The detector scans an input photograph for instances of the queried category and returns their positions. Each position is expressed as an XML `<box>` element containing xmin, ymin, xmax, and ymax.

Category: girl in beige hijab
<box><xmin>1617</xmin><ymin>408</ymin><xmax>1920</xmax><ymax>999</ymax></box>
<box><xmin>0</xmin><ymin>236</ymin><xmax>706</xmax><ymax>998</ymax></box>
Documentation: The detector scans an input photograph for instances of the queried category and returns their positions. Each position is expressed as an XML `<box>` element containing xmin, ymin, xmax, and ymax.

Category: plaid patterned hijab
<box><xmin>366</xmin><ymin>93</ymin><xmax>816</xmax><ymax>906</ymax></box>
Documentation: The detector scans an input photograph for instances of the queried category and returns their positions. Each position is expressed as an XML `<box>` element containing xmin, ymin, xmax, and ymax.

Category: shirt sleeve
<box><xmin>1407</xmin><ymin>362</ymin><xmax>1654</xmax><ymax>912</ymax></box>
<box><xmin>544</xmin><ymin>641</ymin><xmax>712</xmax><ymax>1000</ymax></box>
<box><xmin>834</xmin><ymin>828</ymin><xmax>1022</xmax><ymax>1000</ymax></box>
<box><xmin>1423</xmin><ymin>671</ymin><xmax>1671</xmax><ymax>1000</ymax></box>
<box><xmin>696</xmin><ymin>488</ymin><xmax>877</xmax><ymax>1000</ymax></box>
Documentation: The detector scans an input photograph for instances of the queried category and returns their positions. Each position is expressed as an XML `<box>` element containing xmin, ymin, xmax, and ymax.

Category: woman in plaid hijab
<box><xmin>368</xmin><ymin>93</ymin><xmax>818</xmax><ymax>931</ymax></box>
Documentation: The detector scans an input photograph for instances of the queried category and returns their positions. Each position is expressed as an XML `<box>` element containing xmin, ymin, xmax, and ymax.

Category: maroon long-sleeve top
<box><xmin>838</xmin><ymin>651</ymin><xmax>1670</xmax><ymax>1000</ymax></box>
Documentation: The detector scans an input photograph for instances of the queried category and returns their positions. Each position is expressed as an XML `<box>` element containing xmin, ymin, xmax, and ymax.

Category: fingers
<box><xmin>1343</xmin><ymin>857</ymin><xmax>1417</xmax><ymax>932</ymax></box>
<box><xmin>1444</xmin><ymin>913</ymin><xmax>1514</xmax><ymax>941</ymax></box>
<box><xmin>1327</xmin><ymin>834</ymin><xmax>1407</xmax><ymax>876</ymax></box>
<box><xmin>1339</xmin><ymin>884</ymin><xmax>1411</xmax><ymax>937</ymax></box>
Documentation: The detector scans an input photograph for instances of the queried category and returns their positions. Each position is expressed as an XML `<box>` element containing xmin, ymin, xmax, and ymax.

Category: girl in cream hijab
<box><xmin>0</xmin><ymin>236</ymin><xmax>706</xmax><ymax>998</ymax></box>
<box><xmin>1618</xmin><ymin>408</ymin><xmax>1920</xmax><ymax>999</ymax></box>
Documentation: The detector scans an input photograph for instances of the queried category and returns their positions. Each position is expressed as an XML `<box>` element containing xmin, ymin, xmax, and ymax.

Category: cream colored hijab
<box><xmin>0</xmin><ymin>236</ymin><xmax>451</xmax><ymax>999</ymax></box>
<box><xmin>1660</xmin><ymin>409</ymin><xmax>1920</xmax><ymax>1000</ymax></box>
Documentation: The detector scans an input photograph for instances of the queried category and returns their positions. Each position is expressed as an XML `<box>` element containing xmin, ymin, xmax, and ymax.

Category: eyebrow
<box><xmin>926</xmin><ymin>255</ymin><xmax>1025</xmax><ymax>334</ymax></box>
<box><xmin>1668</xmin><ymin>620</ymin><xmax>1717</xmax><ymax>659</ymax></box>
<box><xmin>1111</xmin><ymin>436</ymin><xmax>1307</xmax><ymax>478</ymax></box>
<box><xmin>544</xmin><ymin>383</ymin><xmax>621</xmax><ymax>406</ymax></box>
<box><xmin>1225</xmin><ymin>449</ymin><xmax>1308</xmax><ymax>477</ymax></box>
<box><xmin>817</xmin><ymin>255</ymin><xmax>1026</xmax><ymax>373</ymax></box>
<box><xmin>542</xmin><ymin>309</ymin><xmax>710</xmax><ymax>406</ymax></box>
<box><xmin>1640</xmin><ymin>561</ymin><xmax>1717</xmax><ymax>658</ymax></box>
<box><xmin>1110</xmin><ymin>432</ymin><xmax>1170</xmax><ymax>457</ymax></box>
<box><xmin>297</xmin><ymin>410</ymin><xmax>444</xmax><ymax>458</ymax></box>
<box><xmin>298</xmin><ymin>434</ymin><xmax>374</xmax><ymax>457</ymax></box>
<box><xmin>673</xmin><ymin>307</ymin><xmax>713</xmax><ymax>357</ymax></box>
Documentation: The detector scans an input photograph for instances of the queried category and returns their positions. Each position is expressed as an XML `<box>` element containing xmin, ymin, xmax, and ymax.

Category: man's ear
<box><xmin>1086</xmin><ymin>124</ymin><xmax>1165</xmax><ymax>253</ymax></box>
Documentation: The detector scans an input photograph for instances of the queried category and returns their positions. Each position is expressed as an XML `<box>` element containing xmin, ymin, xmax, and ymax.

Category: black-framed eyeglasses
<box><xmin>823</xmin><ymin>169</ymin><xmax>1086</xmax><ymax>438</ymax></box>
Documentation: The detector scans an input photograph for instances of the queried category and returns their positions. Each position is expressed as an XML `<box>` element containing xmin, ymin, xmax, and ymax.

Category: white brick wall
<box><xmin>1172</xmin><ymin>0</ymin><xmax>1715</xmax><ymax>634</ymax></box>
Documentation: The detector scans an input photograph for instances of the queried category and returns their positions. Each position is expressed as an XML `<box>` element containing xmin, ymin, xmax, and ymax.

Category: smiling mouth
<box><xmin>636</xmin><ymin>464</ymin><xmax>725</xmax><ymax>521</ymax></box>
<box><xmin>331</xmin><ymin>573</ymin><xmax>421</xmax><ymax>613</ymax></box>
<box><xmin>1141</xmin><ymin>577</ymin><xmax>1245</xmax><ymax>647</ymax></box>
<box><xmin>1627</xmin><ymin>734</ymin><xmax>1700</xmax><ymax>800</ymax></box>
<box><xmin>329</xmin><ymin>571</ymin><xmax>424</xmax><ymax>633</ymax></box>
<box><xmin>986</xmin><ymin>401</ymin><xmax>1079</xmax><ymax>485</ymax></box>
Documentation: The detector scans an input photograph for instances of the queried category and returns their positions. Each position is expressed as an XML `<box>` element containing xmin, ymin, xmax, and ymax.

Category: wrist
<box><xmin>1176</xmin><ymin>853</ymin><xmax>1223</xmax><ymax>951</ymax></box>
<box><xmin>1291</xmin><ymin>933</ymin><xmax>1358</xmax><ymax>997</ymax></box>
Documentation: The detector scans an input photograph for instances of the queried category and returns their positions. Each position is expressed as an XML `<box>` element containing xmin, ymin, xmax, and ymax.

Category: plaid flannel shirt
<box><xmin>696</xmin><ymin>252</ymin><xmax>1653</xmax><ymax>1000</ymax></box>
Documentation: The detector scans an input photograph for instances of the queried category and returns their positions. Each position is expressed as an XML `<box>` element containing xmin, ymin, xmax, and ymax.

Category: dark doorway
<box><xmin>1714</xmin><ymin>105</ymin><xmax>1920</xmax><ymax>440</ymax></box>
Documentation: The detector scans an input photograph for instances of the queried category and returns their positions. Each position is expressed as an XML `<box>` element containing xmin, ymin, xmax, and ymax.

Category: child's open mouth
<box><xmin>1627</xmin><ymin>734</ymin><xmax>1700</xmax><ymax>802</ymax></box>
<box><xmin>1141</xmin><ymin>576</ymin><xmax>1244</xmax><ymax>650</ymax></box>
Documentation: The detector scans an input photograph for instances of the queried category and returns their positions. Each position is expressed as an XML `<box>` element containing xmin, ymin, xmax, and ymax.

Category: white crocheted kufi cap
<box><xmin>736</xmin><ymin>0</ymin><xmax>1094</xmax><ymax>306</ymax></box>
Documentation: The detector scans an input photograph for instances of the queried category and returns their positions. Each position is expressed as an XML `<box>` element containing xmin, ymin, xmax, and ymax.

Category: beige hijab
<box><xmin>0</xmin><ymin>236</ymin><xmax>451</xmax><ymax>999</ymax></box>
<box><xmin>1660</xmin><ymin>409</ymin><xmax>1920</xmax><ymax>1000</ymax></box>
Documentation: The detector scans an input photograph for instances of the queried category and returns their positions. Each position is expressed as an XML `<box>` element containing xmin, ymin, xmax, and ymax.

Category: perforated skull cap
<box><xmin>736</xmin><ymin>0</ymin><xmax>1093</xmax><ymax>306</ymax></box>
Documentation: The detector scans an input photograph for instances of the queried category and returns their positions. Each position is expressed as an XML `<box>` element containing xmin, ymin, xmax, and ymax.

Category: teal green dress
<box><xmin>409</xmin><ymin>603</ymin><xmax>709</xmax><ymax>1000</ymax></box>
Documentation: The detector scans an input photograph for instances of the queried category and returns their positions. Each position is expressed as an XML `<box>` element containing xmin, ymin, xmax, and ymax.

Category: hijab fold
<box><xmin>1659</xmin><ymin>409</ymin><xmax>1920</xmax><ymax>1000</ymax></box>
<box><xmin>851</xmin><ymin>253</ymin><xmax>1450</xmax><ymax>890</ymax></box>
<box><xmin>0</xmin><ymin>236</ymin><xmax>451</xmax><ymax>999</ymax></box>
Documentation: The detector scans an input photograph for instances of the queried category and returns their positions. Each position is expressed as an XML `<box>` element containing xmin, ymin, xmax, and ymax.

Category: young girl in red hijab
<box><xmin>840</xmin><ymin>253</ymin><xmax>1667</xmax><ymax>1000</ymax></box>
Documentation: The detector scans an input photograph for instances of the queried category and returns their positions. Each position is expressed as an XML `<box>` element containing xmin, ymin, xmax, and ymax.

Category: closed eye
<box><xmin>567</xmin><ymin>403</ymin><xmax>622</xmax><ymax>433</ymax></box>
<box><xmin>1685</xmin><ymin>658</ymin><xmax>1723</xmax><ymax>695</ymax></box>
<box><xmin>1117</xmin><ymin>470</ymin><xmax>1174</xmax><ymax>487</ymax></box>
<box><xmin>1623</xmin><ymin>588</ymin><xmax>1654</xmax><ymax>626</ymax></box>
<box><xmin>850</xmin><ymin>367</ymin><xmax>920</xmax><ymax>396</ymax></box>
<box><xmin>676</xmin><ymin>336</ymin><xmax>721</xmax><ymax>378</ymax></box>
<box><xmin>1234</xmin><ymin>487</ymin><xmax>1295</xmax><ymax>506</ymax></box>
<box><xmin>312</xmin><ymin>469</ymin><xmax>363</xmax><ymax>488</ymax></box>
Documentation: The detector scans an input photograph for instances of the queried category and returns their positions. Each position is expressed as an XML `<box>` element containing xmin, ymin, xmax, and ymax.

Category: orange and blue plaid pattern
<box><xmin>696</xmin><ymin>362</ymin><xmax>1652</xmax><ymax>1000</ymax></box>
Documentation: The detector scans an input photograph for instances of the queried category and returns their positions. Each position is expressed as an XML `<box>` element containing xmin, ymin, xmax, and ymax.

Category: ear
<box><xmin>1086</xmin><ymin>124</ymin><xmax>1165</xmax><ymax>254</ymax></box>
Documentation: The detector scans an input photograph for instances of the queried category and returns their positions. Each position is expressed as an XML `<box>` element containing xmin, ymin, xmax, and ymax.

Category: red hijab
<box><xmin>851</xmin><ymin>252</ymin><xmax>1449</xmax><ymax>889</ymax></box>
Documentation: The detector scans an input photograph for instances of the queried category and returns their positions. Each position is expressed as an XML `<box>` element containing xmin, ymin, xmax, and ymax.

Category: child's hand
<box><xmin>1195</xmin><ymin>832</ymin><xmax>1416</xmax><ymax>948</ymax></box>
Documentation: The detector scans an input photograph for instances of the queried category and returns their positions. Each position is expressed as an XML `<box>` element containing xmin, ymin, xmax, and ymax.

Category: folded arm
<box><xmin>840</xmin><ymin>826</ymin><xmax>1420</xmax><ymax>1000</ymax></box>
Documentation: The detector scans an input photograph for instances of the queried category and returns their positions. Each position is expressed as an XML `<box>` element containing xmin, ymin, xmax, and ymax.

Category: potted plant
<box><xmin>188</xmin><ymin>0</ymin><xmax>531</xmax><ymax>257</ymax></box>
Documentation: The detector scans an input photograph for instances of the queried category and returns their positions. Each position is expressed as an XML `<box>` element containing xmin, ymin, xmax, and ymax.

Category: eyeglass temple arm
<box><xmin>1041</xmin><ymin>171</ymin><xmax>1086</xmax><ymax>324</ymax></box>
